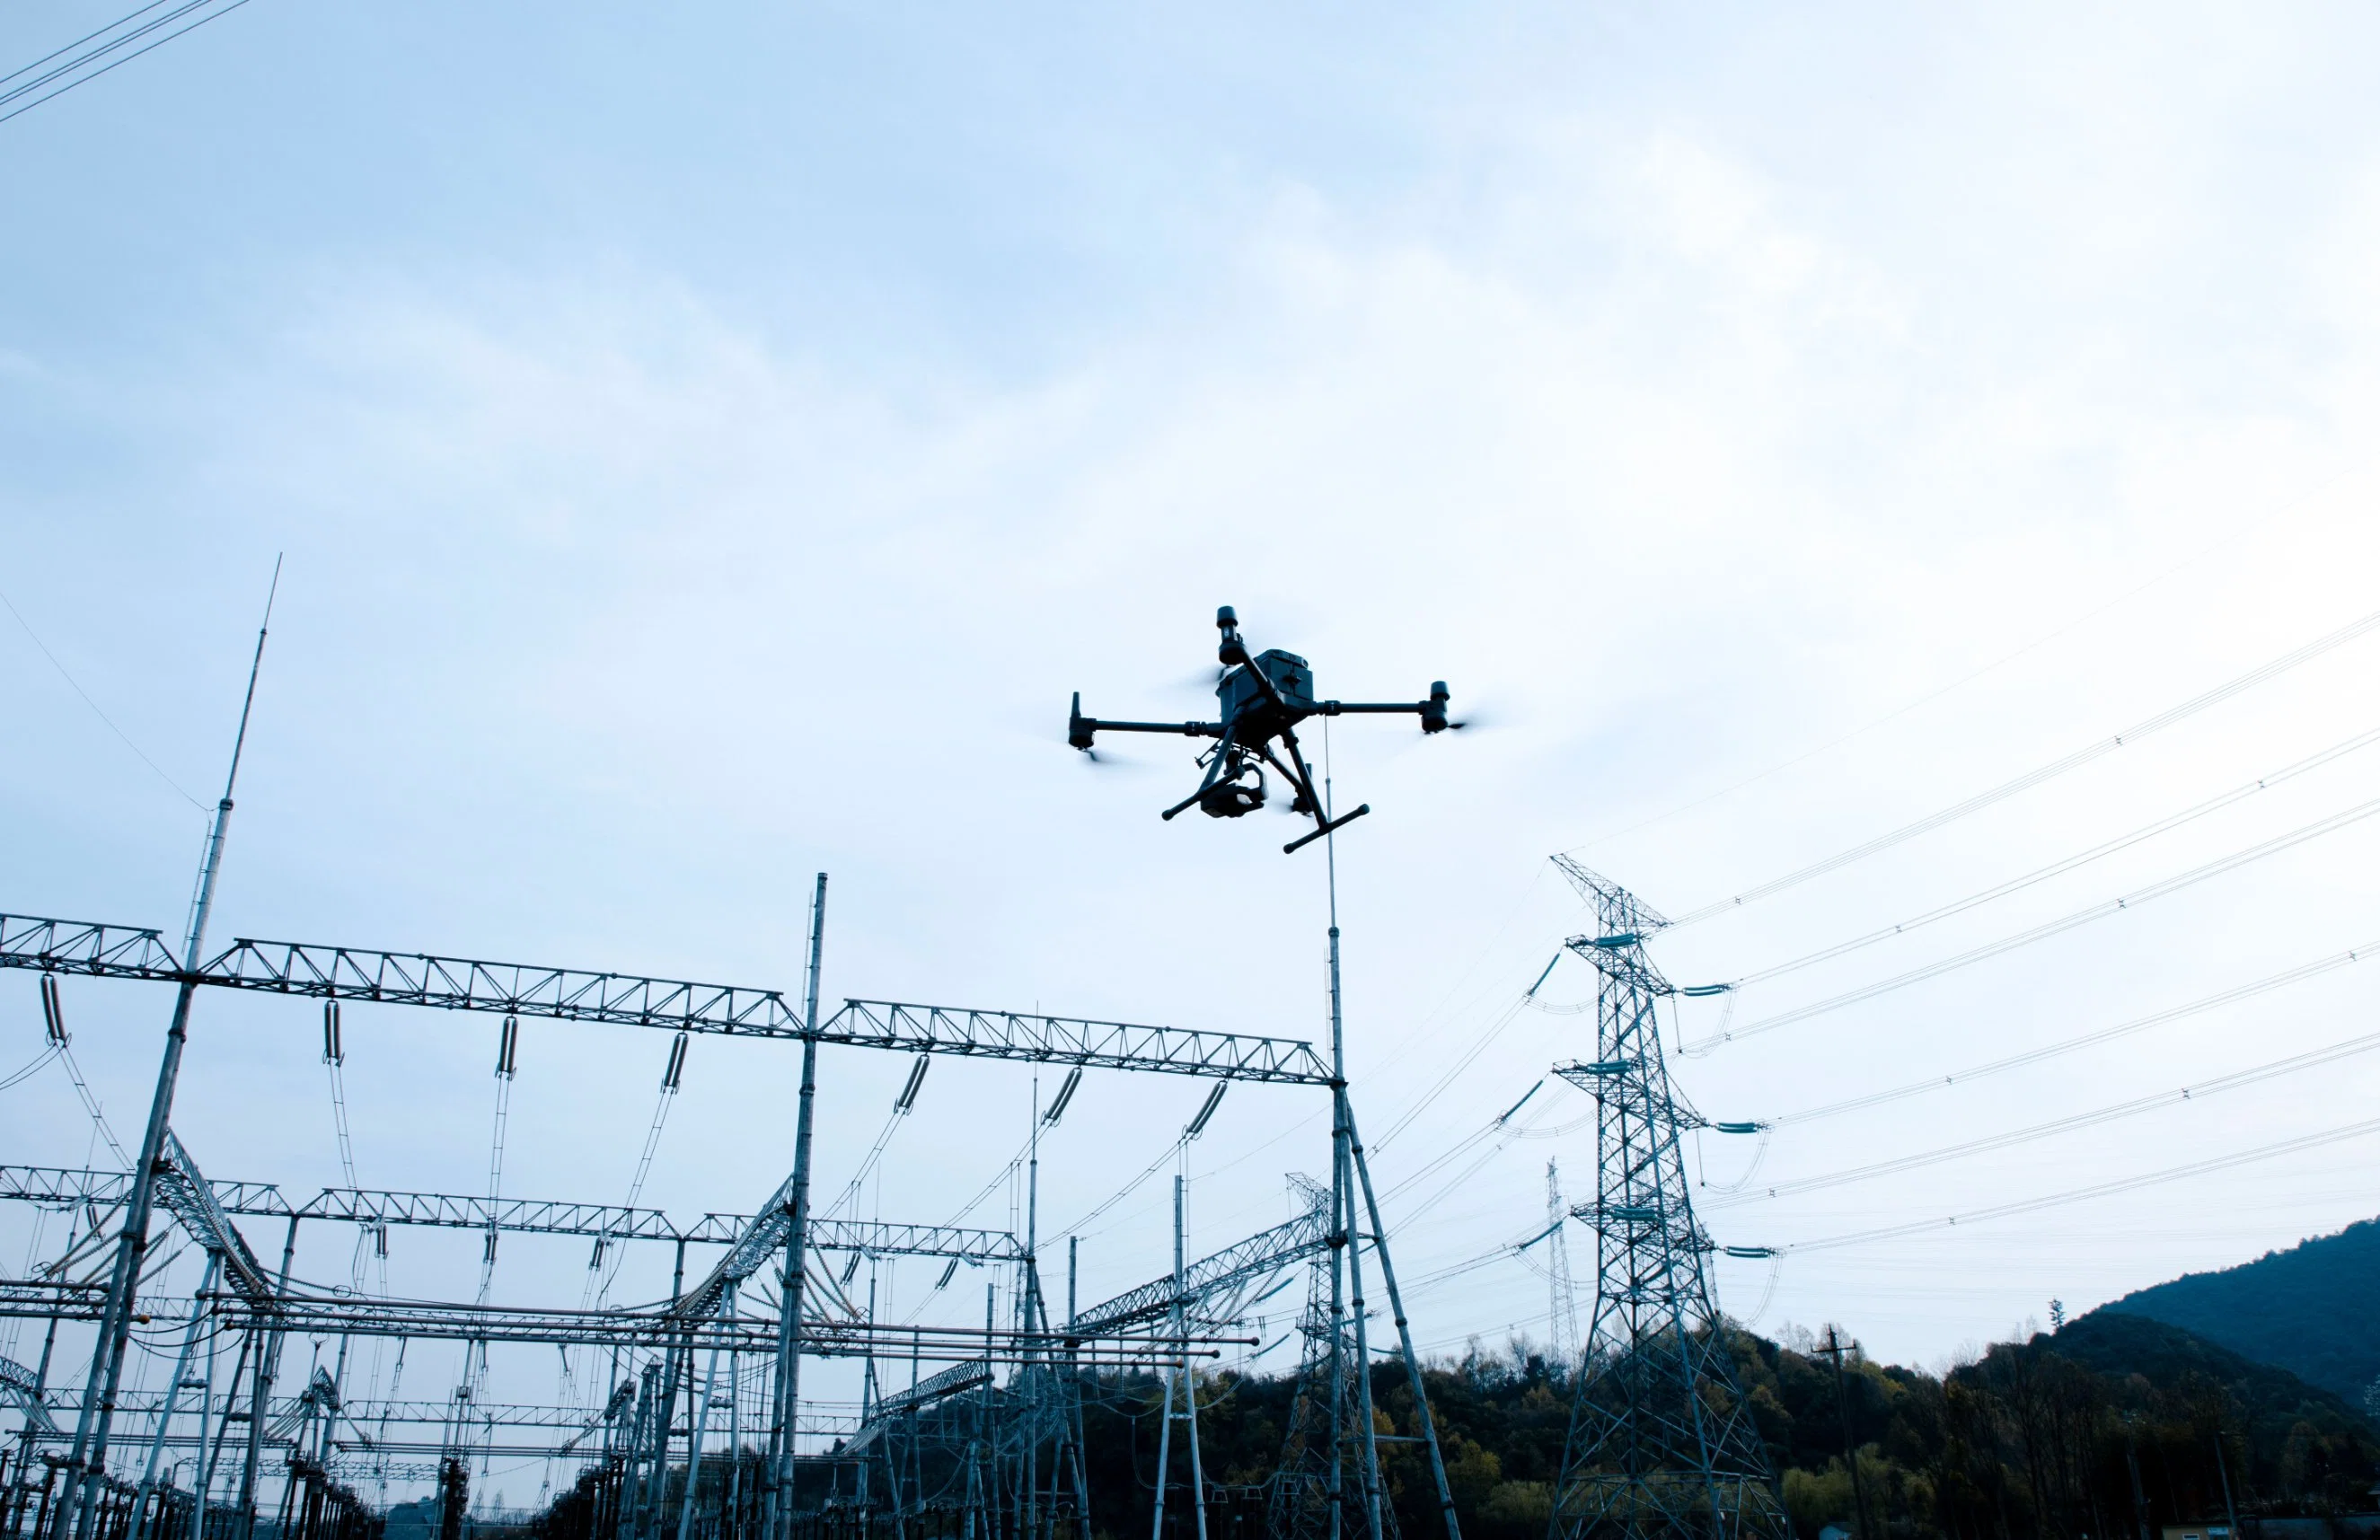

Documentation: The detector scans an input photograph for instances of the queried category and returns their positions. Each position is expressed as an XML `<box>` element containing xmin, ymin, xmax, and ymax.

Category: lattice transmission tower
<box><xmin>1545</xmin><ymin>1159</ymin><xmax>1578</xmax><ymax>1370</ymax></box>
<box><xmin>1546</xmin><ymin>858</ymin><xmax>1786</xmax><ymax>1540</ymax></box>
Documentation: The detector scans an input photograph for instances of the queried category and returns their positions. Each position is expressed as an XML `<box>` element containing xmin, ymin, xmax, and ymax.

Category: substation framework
<box><xmin>0</xmin><ymin>892</ymin><xmax>1462</xmax><ymax>1540</ymax></box>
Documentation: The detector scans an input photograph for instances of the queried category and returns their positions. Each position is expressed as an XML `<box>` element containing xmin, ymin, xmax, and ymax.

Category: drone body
<box><xmin>1069</xmin><ymin>606</ymin><xmax>1454</xmax><ymax>854</ymax></box>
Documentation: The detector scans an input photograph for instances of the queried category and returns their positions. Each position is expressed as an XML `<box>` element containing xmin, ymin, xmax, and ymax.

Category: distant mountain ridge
<box><xmin>2096</xmin><ymin>1216</ymin><xmax>2380</xmax><ymax>1404</ymax></box>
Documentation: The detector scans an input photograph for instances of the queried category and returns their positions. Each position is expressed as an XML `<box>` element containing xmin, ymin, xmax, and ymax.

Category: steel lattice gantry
<box><xmin>0</xmin><ymin>1163</ymin><xmax>1025</xmax><ymax>1261</ymax></box>
<box><xmin>0</xmin><ymin>902</ymin><xmax>1341</xmax><ymax>1540</ymax></box>
<box><xmin>0</xmin><ymin>913</ymin><xmax>1334</xmax><ymax>1084</ymax></box>
<box><xmin>1068</xmin><ymin>1186</ymin><xmax>1331</xmax><ymax>1337</ymax></box>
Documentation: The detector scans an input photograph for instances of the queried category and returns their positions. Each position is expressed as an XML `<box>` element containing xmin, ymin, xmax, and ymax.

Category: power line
<box><xmin>0</xmin><ymin>0</ymin><xmax>256</xmax><ymax>126</ymax></box>
<box><xmin>1728</xmin><ymin>721</ymin><xmax>2380</xmax><ymax>990</ymax></box>
<box><xmin>1768</xmin><ymin>936</ymin><xmax>2380</xmax><ymax>1125</ymax></box>
<box><xmin>1710</xmin><ymin>1028</ymin><xmax>2380</xmax><ymax>1208</ymax></box>
<box><xmin>1668</xmin><ymin>603</ymin><xmax>2380</xmax><ymax>928</ymax></box>
<box><xmin>1686</xmin><ymin>789</ymin><xmax>2380</xmax><ymax>1052</ymax></box>
<box><xmin>0</xmin><ymin>584</ymin><xmax>205</xmax><ymax>809</ymax></box>
<box><xmin>1780</xmin><ymin>1113</ymin><xmax>2380</xmax><ymax>1253</ymax></box>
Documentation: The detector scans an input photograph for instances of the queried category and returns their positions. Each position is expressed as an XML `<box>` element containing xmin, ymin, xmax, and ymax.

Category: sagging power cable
<box><xmin>1687</xmin><ymin>790</ymin><xmax>2380</xmax><ymax>1052</ymax></box>
<box><xmin>1770</xmin><ymin>935</ymin><xmax>2380</xmax><ymax>1125</ymax></box>
<box><xmin>1710</xmin><ymin>1028</ymin><xmax>2380</xmax><ymax>1208</ymax></box>
<box><xmin>0</xmin><ymin>0</ymin><xmax>258</xmax><ymax>126</ymax></box>
<box><xmin>1784</xmin><ymin>1113</ymin><xmax>2380</xmax><ymax>1252</ymax></box>
<box><xmin>1668</xmin><ymin>603</ymin><xmax>2380</xmax><ymax>928</ymax></box>
<box><xmin>1729</xmin><ymin>722</ymin><xmax>2380</xmax><ymax>990</ymax></box>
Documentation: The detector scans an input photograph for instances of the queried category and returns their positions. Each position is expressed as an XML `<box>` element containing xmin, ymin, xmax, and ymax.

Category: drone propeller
<box><xmin>1153</xmin><ymin>664</ymin><xmax>1232</xmax><ymax>700</ymax></box>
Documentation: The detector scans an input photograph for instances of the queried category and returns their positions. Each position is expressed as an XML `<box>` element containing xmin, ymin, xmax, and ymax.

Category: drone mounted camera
<box><xmin>1068</xmin><ymin>606</ymin><xmax>1459</xmax><ymax>854</ymax></box>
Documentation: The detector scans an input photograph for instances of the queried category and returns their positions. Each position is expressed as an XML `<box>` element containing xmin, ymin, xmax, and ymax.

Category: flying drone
<box><xmin>1068</xmin><ymin>606</ymin><xmax>1460</xmax><ymax>854</ymax></box>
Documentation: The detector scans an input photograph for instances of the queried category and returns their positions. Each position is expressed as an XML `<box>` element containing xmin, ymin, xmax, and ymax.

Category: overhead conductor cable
<box><xmin>1668</xmin><ymin>603</ymin><xmax>2380</xmax><ymax>928</ymax></box>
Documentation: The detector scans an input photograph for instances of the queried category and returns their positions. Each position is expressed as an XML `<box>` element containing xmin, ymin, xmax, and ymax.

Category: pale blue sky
<box><xmin>8</xmin><ymin>4</ymin><xmax>2380</xmax><ymax>1462</ymax></box>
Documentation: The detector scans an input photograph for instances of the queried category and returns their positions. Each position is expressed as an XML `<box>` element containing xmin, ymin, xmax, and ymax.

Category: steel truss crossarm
<box><xmin>675</xmin><ymin>1192</ymin><xmax>1033</xmax><ymax>1322</ymax></box>
<box><xmin>1</xmin><ymin>1352</ymin><xmax>59</xmax><ymax>1435</ymax></box>
<box><xmin>152</xmin><ymin>1131</ymin><xmax>278</xmax><ymax>1307</ymax></box>
<box><xmin>0</xmin><ymin>916</ymin><xmax>179</xmax><ymax>974</ymax></box>
<box><xmin>1070</xmin><ymin>1190</ymin><xmax>1331</xmax><ymax>1336</ymax></box>
<box><xmin>196</xmin><ymin>1294</ymin><xmax>1237</xmax><ymax>1362</ymax></box>
<box><xmin>0</xmin><ymin>913</ymin><xmax>1329</xmax><ymax>1078</ymax></box>
<box><xmin>861</xmin><ymin>1360</ymin><xmax>992</xmax><ymax>1425</ymax></box>
<box><xmin>675</xmin><ymin>1166</ymin><xmax>802</xmax><ymax>1321</ymax></box>
<box><xmin>824</xmin><ymin>1001</ymin><xmax>1332</xmax><ymax>1083</ymax></box>
<box><xmin>0</xmin><ymin>1162</ymin><xmax>1019</xmax><ymax>1256</ymax></box>
<box><xmin>0</xmin><ymin>912</ymin><xmax>807</xmax><ymax>1034</ymax></box>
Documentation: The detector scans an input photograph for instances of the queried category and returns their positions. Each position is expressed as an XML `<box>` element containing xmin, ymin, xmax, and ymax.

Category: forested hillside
<box><xmin>1054</xmin><ymin>1316</ymin><xmax>2380</xmax><ymax>1540</ymax></box>
<box><xmin>2101</xmin><ymin>1218</ymin><xmax>2380</xmax><ymax>1404</ymax></box>
<box><xmin>533</xmin><ymin>1316</ymin><xmax>2379</xmax><ymax>1540</ymax></box>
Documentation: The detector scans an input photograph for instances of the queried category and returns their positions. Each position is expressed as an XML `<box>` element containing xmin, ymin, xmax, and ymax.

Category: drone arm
<box><xmin>1319</xmin><ymin>681</ymin><xmax>1452</xmax><ymax>732</ymax></box>
<box><xmin>1085</xmin><ymin>719</ymin><xmax>1226</xmax><ymax>735</ymax></box>
<box><xmin>1070</xmin><ymin>691</ymin><xmax>1225</xmax><ymax>752</ymax></box>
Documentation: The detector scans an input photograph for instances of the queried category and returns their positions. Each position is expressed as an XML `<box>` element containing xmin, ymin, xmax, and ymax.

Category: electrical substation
<box><xmin>19</xmin><ymin>580</ymin><xmax>2358</xmax><ymax>1540</ymax></box>
<box><xmin>6</xmin><ymin>602</ymin><xmax>1627</xmax><ymax>1540</ymax></box>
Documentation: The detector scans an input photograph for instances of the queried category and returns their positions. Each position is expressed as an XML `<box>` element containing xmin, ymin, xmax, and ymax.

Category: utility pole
<box><xmin>1820</xmin><ymin>1328</ymin><xmax>1875</xmax><ymax>1540</ymax></box>
<box><xmin>1149</xmin><ymin>1175</ymin><xmax>1210</xmax><ymax>1540</ymax></box>
<box><xmin>2124</xmin><ymin>1418</ymin><xmax>2152</xmax><ymax>1540</ymax></box>
<box><xmin>237</xmin><ymin>1216</ymin><xmax>302</xmax><ymax>1540</ymax></box>
<box><xmin>58</xmin><ymin>561</ymin><xmax>278</xmax><ymax>1540</ymax></box>
<box><xmin>2212</xmin><ymin>1428</ymin><xmax>2240</xmax><ymax>1537</ymax></box>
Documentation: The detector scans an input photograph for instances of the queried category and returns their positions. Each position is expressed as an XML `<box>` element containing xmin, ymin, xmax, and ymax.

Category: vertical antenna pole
<box><xmin>770</xmin><ymin>873</ymin><xmax>828</xmax><ymax>1540</ymax></box>
<box><xmin>1321</xmin><ymin>730</ymin><xmax>1347</xmax><ymax>1540</ymax></box>
<box><xmin>63</xmin><ymin>558</ymin><xmax>278</xmax><ymax>1540</ymax></box>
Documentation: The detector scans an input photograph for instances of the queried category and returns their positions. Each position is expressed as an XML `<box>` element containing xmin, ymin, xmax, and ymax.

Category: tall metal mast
<box><xmin>765</xmin><ymin>872</ymin><xmax>827</xmax><ymax>1540</ymax></box>
<box><xmin>1545</xmin><ymin>858</ymin><xmax>1786</xmax><ymax>1540</ymax></box>
<box><xmin>57</xmin><ymin>558</ymin><xmax>280</xmax><ymax>1540</ymax></box>
<box><xmin>1319</xmin><ymin>743</ymin><xmax>1462</xmax><ymax>1540</ymax></box>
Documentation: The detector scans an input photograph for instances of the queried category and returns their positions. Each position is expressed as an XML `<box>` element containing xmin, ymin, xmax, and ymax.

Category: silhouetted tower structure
<box><xmin>1546</xmin><ymin>1159</ymin><xmax>1578</xmax><ymax>1371</ymax></box>
<box><xmin>1547</xmin><ymin>858</ymin><xmax>1786</xmax><ymax>1540</ymax></box>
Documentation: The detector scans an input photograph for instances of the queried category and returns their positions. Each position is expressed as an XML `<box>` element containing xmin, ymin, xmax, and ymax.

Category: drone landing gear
<box><xmin>1283</xmin><ymin>802</ymin><xmax>1369</xmax><ymax>855</ymax></box>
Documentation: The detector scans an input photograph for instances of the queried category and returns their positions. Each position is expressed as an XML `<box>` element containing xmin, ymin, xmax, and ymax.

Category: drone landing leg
<box><xmin>1283</xmin><ymin>804</ymin><xmax>1369</xmax><ymax>855</ymax></box>
<box><xmin>1274</xmin><ymin>726</ymin><xmax>1366</xmax><ymax>855</ymax></box>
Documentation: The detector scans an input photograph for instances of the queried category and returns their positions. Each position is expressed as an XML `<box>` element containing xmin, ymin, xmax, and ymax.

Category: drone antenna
<box><xmin>1216</xmin><ymin>605</ymin><xmax>1247</xmax><ymax>667</ymax></box>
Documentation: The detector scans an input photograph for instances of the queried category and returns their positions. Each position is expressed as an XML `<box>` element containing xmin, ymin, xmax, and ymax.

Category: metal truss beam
<box><xmin>2</xmin><ymin>1352</ymin><xmax>59</xmax><ymax>1436</ymax></box>
<box><xmin>193</xmin><ymin>1293</ymin><xmax>1230</xmax><ymax>1363</ymax></box>
<box><xmin>0</xmin><ymin>912</ymin><xmax>801</xmax><ymax>1034</ymax></box>
<box><xmin>674</xmin><ymin>1166</ymin><xmax>801</xmax><ymax>1319</ymax></box>
<box><xmin>1071</xmin><ymin>1189</ymin><xmax>1331</xmax><ymax>1336</ymax></box>
<box><xmin>824</xmin><ymin>1001</ymin><xmax>1331</xmax><ymax>1084</ymax></box>
<box><xmin>0</xmin><ymin>1279</ymin><xmax>109</xmax><ymax>1318</ymax></box>
<box><xmin>808</xmin><ymin>1218</ymin><xmax>1021</xmax><ymax>1263</ymax></box>
<box><xmin>866</xmin><ymin>1361</ymin><xmax>991</xmax><ymax>1423</ymax></box>
<box><xmin>152</xmin><ymin>1132</ymin><xmax>278</xmax><ymax>1307</ymax></box>
<box><xmin>1</xmin><ymin>914</ymin><xmax>1328</xmax><ymax>1084</ymax></box>
<box><xmin>0</xmin><ymin>915</ymin><xmax>179</xmax><ymax>974</ymax></box>
<box><xmin>0</xmin><ymin>1164</ymin><xmax>1018</xmax><ymax>1259</ymax></box>
<box><xmin>675</xmin><ymin>1188</ymin><xmax>1027</xmax><ymax>1322</ymax></box>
